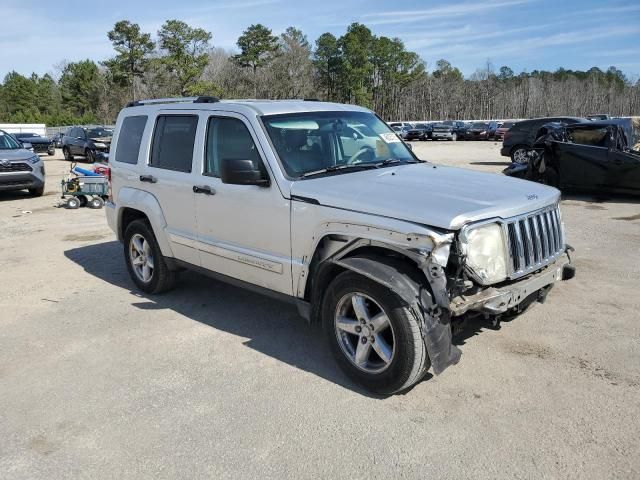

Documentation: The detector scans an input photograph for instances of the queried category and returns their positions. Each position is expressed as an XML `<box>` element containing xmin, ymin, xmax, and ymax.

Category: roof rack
<box><xmin>125</xmin><ymin>96</ymin><xmax>220</xmax><ymax>108</ymax></box>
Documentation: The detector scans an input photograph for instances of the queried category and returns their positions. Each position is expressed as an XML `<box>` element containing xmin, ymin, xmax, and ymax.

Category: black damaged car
<box><xmin>504</xmin><ymin>118</ymin><xmax>640</xmax><ymax>196</ymax></box>
<box><xmin>62</xmin><ymin>126</ymin><xmax>112</xmax><ymax>162</ymax></box>
<box><xmin>12</xmin><ymin>132</ymin><xmax>55</xmax><ymax>155</ymax></box>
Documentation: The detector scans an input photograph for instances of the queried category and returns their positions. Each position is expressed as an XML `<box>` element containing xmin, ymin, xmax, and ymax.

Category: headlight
<box><xmin>28</xmin><ymin>154</ymin><xmax>41</xmax><ymax>164</ymax></box>
<box><xmin>93</xmin><ymin>142</ymin><xmax>106</xmax><ymax>148</ymax></box>
<box><xmin>463</xmin><ymin>223</ymin><xmax>508</xmax><ymax>284</ymax></box>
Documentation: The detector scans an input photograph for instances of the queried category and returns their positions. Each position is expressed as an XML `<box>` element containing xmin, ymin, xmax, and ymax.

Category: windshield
<box><xmin>263</xmin><ymin>111</ymin><xmax>417</xmax><ymax>178</ymax></box>
<box><xmin>472</xmin><ymin>123</ymin><xmax>489</xmax><ymax>129</ymax></box>
<box><xmin>0</xmin><ymin>131</ymin><xmax>22</xmax><ymax>150</ymax></box>
<box><xmin>85</xmin><ymin>128</ymin><xmax>113</xmax><ymax>138</ymax></box>
<box><xmin>501</xmin><ymin>122</ymin><xmax>515</xmax><ymax>129</ymax></box>
<box><xmin>15</xmin><ymin>133</ymin><xmax>39</xmax><ymax>138</ymax></box>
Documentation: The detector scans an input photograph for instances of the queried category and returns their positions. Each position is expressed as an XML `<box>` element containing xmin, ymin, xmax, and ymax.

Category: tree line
<box><xmin>0</xmin><ymin>20</ymin><xmax>638</xmax><ymax>126</ymax></box>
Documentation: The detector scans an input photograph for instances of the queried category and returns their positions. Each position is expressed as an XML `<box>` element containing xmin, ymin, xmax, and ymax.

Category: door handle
<box><xmin>193</xmin><ymin>185</ymin><xmax>215</xmax><ymax>195</ymax></box>
<box><xmin>139</xmin><ymin>175</ymin><xmax>157</xmax><ymax>183</ymax></box>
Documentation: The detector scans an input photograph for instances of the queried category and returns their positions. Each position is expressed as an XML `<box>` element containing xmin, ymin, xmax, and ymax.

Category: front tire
<box><xmin>29</xmin><ymin>185</ymin><xmax>45</xmax><ymax>197</ymax></box>
<box><xmin>323</xmin><ymin>271</ymin><xmax>430</xmax><ymax>394</ymax></box>
<box><xmin>124</xmin><ymin>219</ymin><xmax>176</xmax><ymax>294</ymax></box>
<box><xmin>511</xmin><ymin>146</ymin><xmax>529</xmax><ymax>164</ymax></box>
<box><xmin>86</xmin><ymin>149</ymin><xmax>95</xmax><ymax>163</ymax></box>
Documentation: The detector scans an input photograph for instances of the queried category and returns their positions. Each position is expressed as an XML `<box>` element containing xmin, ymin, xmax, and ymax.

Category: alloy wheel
<box><xmin>334</xmin><ymin>292</ymin><xmax>396</xmax><ymax>374</ymax></box>
<box><xmin>129</xmin><ymin>233</ymin><xmax>154</xmax><ymax>283</ymax></box>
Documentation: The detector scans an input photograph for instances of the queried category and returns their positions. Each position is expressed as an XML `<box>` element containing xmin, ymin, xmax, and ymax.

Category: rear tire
<box><xmin>124</xmin><ymin>219</ymin><xmax>176</xmax><ymax>294</ymax></box>
<box><xmin>323</xmin><ymin>271</ymin><xmax>430</xmax><ymax>395</ymax></box>
<box><xmin>63</xmin><ymin>147</ymin><xmax>73</xmax><ymax>161</ymax></box>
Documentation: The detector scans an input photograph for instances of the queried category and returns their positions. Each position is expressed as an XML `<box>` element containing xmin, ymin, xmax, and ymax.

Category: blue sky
<box><xmin>1</xmin><ymin>0</ymin><xmax>639</xmax><ymax>80</ymax></box>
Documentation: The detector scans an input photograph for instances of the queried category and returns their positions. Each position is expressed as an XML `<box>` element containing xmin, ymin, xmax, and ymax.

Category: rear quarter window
<box><xmin>115</xmin><ymin>115</ymin><xmax>147</xmax><ymax>164</ymax></box>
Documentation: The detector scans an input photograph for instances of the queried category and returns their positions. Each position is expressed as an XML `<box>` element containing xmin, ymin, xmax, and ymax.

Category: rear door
<box><xmin>192</xmin><ymin>112</ymin><xmax>292</xmax><ymax>295</ymax></box>
<box><xmin>138</xmin><ymin>111</ymin><xmax>201</xmax><ymax>265</ymax></box>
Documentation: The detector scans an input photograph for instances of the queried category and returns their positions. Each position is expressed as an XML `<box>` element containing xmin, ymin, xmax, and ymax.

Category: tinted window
<box><xmin>115</xmin><ymin>115</ymin><xmax>147</xmax><ymax>164</ymax></box>
<box><xmin>205</xmin><ymin>117</ymin><xmax>261</xmax><ymax>177</ymax></box>
<box><xmin>150</xmin><ymin>115</ymin><xmax>197</xmax><ymax>173</ymax></box>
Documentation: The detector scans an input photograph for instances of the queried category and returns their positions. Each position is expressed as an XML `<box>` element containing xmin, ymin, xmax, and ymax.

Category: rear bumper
<box><xmin>449</xmin><ymin>254</ymin><xmax>574</xmax><ymax>317</ymax></box>
<box><xmin>500</xmin><ymin>146</ymin><xmax>511</xmax><ymax>157</ymax></box>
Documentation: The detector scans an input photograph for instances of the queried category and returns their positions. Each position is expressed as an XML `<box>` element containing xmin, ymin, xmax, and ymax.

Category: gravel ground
<box><xmin>1</xmin><ymin>142</ymin><xmax>639</xmax><ymax>479</ymax></box>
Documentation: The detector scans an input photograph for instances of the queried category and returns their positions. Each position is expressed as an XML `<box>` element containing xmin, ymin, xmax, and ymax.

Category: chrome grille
<box><xmin>505</xmin><ymin>204</ymin><xmax>564</xmax><ymax>279</ymax></box>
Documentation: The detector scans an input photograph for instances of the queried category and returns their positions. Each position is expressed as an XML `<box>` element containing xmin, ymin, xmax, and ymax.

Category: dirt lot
<box><xmin>1</xmin><ymin>142</ymin><xmax>639</xmax><ymax>479</ymax></box>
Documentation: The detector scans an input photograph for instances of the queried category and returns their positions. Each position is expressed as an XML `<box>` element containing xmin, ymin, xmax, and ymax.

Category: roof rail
<box><xmin>125</xmin><ymin>96</ymin><xmax>220</xmax><ymax>108</ymax></box>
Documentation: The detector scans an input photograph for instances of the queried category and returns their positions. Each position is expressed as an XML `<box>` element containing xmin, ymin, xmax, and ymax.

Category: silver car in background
<box><xmin>0</xmin><ymin>130</ymin><xmax>46</xmax><ymax>196</ymax></box>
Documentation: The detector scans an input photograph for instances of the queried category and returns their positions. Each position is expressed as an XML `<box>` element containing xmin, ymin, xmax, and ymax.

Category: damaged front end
<box><xmin>310</xmin><ymin>208</ymin><xmax>575</xmax><ymax>377</ymax></box>
<box><xmin>314</xmin><ymin>229</ymin><xmax>463</xmax><ymax>376</ymax></box>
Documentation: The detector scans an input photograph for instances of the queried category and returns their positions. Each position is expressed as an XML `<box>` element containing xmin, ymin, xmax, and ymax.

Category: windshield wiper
<box><xmin>374</xmin><ymin>158</ymin><xmax>422</xmax><ymax>167</ymax></box>
<box><xmin>300</xmin><ymin>163</ymin><xmax>378</xmax><ymax>179</ymax></box>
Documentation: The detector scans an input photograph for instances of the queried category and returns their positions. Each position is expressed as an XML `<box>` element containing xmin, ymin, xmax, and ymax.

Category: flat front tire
<box><xmin>323</xmin><ymin>271</ymin><xmax>430</xmax><ymax>394</ymax></box>
<box><xmin>123</xmin><ymin>219</ymin><xmax>176</xmax><ymax>294</ymax></box>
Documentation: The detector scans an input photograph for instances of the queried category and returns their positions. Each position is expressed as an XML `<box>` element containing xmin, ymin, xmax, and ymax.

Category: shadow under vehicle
<box><xmin>503</xmin><ymin>118</ymin><xmax>640</xmax><ymax>196</ymax></box>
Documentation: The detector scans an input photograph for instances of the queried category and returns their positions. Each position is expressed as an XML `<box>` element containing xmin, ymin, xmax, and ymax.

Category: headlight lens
<box><xmin>28</xmin><ymin>154</ymin><xmax>40</xmax><ymax>164</ymax></box>
<box><xmin>464</xmin><ymin>223</ymin><xmax>508</xmax><ymax>284</ymax></box>
<box><xmin>93</xmin><ymin>142</ymin><xmax>106</xmax><ymax>148</ymax></box>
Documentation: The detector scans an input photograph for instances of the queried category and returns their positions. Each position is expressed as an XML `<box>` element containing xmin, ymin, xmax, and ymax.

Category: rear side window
<box><xmin>150</xmin><ymin>115</ymin><xmax>198</xmax><ymax>173</ymax></box>
<box><xmin>115</xmin><ymin>115</ymin><xmax>147</xmax><ymax>164</ymax></box>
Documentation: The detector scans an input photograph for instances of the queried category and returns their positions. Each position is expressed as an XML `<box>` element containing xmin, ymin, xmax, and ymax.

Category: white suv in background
<box><xmin>106</xmin><ymin>97</ymin><xmax>575</xmax><ymax>394</ymax></box>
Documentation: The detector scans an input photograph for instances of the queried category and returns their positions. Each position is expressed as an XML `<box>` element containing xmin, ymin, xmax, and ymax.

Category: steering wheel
<box><xmin>347</xmin><ymin>146</ymin><xmax>375</xmax><ymax>164</ymax></box>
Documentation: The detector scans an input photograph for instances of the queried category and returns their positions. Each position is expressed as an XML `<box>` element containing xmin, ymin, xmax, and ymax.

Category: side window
<box><xmin>204</xmin><ymin>117</ymin><xmax>261</xmax><ymax>177</ymax></box>
<box><xmin>568</xmin><ymin>128</ymin><xmax>609</xmax><ymax>147</ymax></box>
<box><xmin>150</xmin><ymin>115</ymin><xmax>198</xmax><ymax>173</ymax></box>
<box><xmin>115</xmin><ymin>115</ymin><xmax>147</xmax><ymax>164</ymax></box>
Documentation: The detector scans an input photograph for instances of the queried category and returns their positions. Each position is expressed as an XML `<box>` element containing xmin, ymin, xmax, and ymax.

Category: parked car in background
<box><xmin>0</xmin><ymin>129</ymin><xmax>45</xmax><ymax>196</ymax></box>
<box><xmin>504</xmin><ymin>119</ymin><xmax>639</xmax><ymax>195</ymax></box>
<box><xmin>389</xmin><ymin>122</ymin><xmax>414</xmax><ymax>130</ymax></box>
<box><xmin>487</xmin><ymin>121</ymin><xmax>501</xmax><ymax>140</ymax></box>
<box><xmin>52</xmin><ymin>132</ymin><xmax>65</xmax><ymax>148</ymax></box>
<box><xmin>62</xmin><ymin>126</ymin><xmax>113</xmax><ymax>162</ymax></box>
<box><xmin>494</xmin><ymin>121</ymin><xmax>515</xmax><ymax>141</ymax></box>
<box><xmin>12</xmin><ymin>132</ymin><xmax>54</xmax><ymax>155</ymax></box>
<box><xmin>587</xmin><ymin>114</ymin><xmax>610</xmax><ymax>121</ymax></box>
<box><xmin>392</xmin><ymin>125</ymin><xmax>411</xmax><ymax>139</ymax></box>
<box><xmin>465</xmin><ymin>122</ymin><xmax>490</xmax><ymax>140</ymax></box>
<box><xmin>405</xmin><ymin>123</ymin><xmax>432</xmax><ymax>141</ymax></box>
<box><xmin>432</xmin><ymin>121</ymin><xmax>467</xmax><ymax>141</ymax></box>
<box><xmin>501</xmin><ymin>116</ymin><xmax>585</xmax><ymax>163</ymax></box>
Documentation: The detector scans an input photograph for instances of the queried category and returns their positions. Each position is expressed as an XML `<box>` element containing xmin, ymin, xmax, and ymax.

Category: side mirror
<box><xmin>405</xmin><ymin>142</ymin><xmax>413</xmax><ymax>151</ymax></box>
<box><xmin>220</xmin><ymin>158</ymin><xmax>269</xmax><ymax>187</ymax></box>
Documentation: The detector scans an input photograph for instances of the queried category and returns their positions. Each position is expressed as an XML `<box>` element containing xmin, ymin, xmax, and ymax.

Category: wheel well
<box><xmin>120</xmin><ymin>208</ymin><xmax>149</xmax><ymax>240</ymax></box>
<box><xmin>305</xmin><ymin>239</ymin><xmax>425</xmax><ymax>324</ymax></box>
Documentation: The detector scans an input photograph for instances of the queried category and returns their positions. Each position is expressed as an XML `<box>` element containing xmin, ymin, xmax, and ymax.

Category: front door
<box><xmin>193</xmin><ymin>112</ymin><xmax>292</xmax><ymax>295</ymax></box>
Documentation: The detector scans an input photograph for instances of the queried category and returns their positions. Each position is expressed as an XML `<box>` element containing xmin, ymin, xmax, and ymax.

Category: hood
<box><xmin>290</xmin><ymin>163</ymin><xmax>560</xmax><ymax>230</ymax></box>
<box><xmin>20</xmin><ymin>137</ymin><xmax>51</xmax><ymax>144</ymax></box>
<box><xmin>0</xmin><ymin>148</ymin><xmax>34</xmax><ymax>161</ymax></box>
